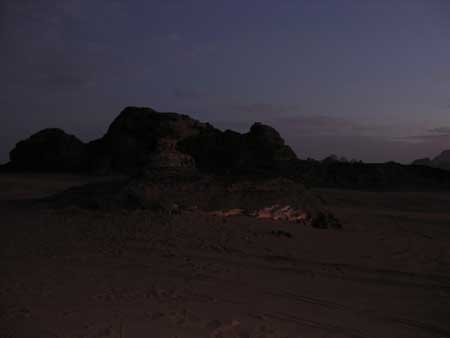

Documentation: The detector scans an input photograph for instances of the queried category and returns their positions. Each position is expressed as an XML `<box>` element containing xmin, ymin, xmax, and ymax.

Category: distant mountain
<box><xmin>412</xmin><ymin>150</ymin><xmax>450</xmax><ymax>171</ymax></box>
<box><xmin>321</xmin><ymin>155</ymin><xmax>349</xmax><ymax>164</ymax></box>
<box><xmin>289</xmin><ymin>160</ymin><xmax>450</xmax><ymax>191</ymax></box>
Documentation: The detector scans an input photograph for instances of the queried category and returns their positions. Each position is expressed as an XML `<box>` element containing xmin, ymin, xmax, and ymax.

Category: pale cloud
<box><xmin>428</xmin><ymin>126</ymin><xmax>450</xmax><ymax>135</ymax></box>
<box><xmin>403</xmin><ymin>126</ymin><xmax>450</xmax><ymax>142</ymax></box>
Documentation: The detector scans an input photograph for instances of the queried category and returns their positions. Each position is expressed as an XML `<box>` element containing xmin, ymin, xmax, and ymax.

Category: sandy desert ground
<box><xmin>1</xmin><ymin>174</ymin><xmax>450</xmax><ymax>338</ymax></box>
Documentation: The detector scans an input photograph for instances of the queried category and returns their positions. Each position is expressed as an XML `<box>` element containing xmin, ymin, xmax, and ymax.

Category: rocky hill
<box><xmin>7</xmin><ymin>128</ymin><xmax>87</xmax><ymax>172</ymax></box>
<box><xmin>4</xmin><ymin>106</ymin><xmax>297</xmax><ymax>175</ymax></box>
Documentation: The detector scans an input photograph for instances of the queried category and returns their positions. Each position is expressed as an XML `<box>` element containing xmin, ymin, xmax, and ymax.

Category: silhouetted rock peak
<box><xmin>249</xmin><ymin>122</ymin><xmax>285</xmax><ymax>145</ymax></box>
<box><xmin>9</xmin><ymin>128</ymin><xmax>87</xmax><ymax>172</ymax></box>
<box><xmin>89</xmin><ymin>106</ymin><xmax>211</xmax><ymax>173</ymax></box>
<box><xmin>412</xmin><ymin>149</ymin><xmax>450</xmax><ymax>171</ymax></box>
<box><xmin>322</xmin><ymin>154</ymin><xmax>339</xmax><ymax>164</ymax></box>
<box><xmin>106</xmin><ymin>106</ymin><xmax>205</xmax><ymax>138</ymax></box>
<box><xmin>321</xmin><ymin>155</ymin><xmax>350</xmax><ymax>164</ymax></box>
<box><xmin>434</xmin><ymin>149</ymin><xmax>450</xmax><ymax>164</ymax></box>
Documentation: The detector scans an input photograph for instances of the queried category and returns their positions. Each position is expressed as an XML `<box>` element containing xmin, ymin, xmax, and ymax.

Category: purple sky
<box><xmin>2</xmin><ymin>0</ymin><xmax>450</xmax><ymax>163</ymax></box>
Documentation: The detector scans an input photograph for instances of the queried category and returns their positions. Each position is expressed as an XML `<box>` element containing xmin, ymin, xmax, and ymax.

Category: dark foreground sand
<box><xmin>1</xmin><ymin>174</ymin><xmax>450</xmax><ymax>338</ymax></box>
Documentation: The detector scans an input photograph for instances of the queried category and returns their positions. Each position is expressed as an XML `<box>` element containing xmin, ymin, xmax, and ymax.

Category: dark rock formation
<box><xmin>433</xmin><ymin>150</ymin><xmax>450</xmax><ymax>171</ymax></box>
<box><xmin>412</xmin><ymin>150</ymin><xmax>450</xmax><ymax>172</ymax></box>
<box><xmin>82</xmin><ymin>106</ymin><xmax>296</xmax><ymax>174</ymax></box>
<box><xmin>178</xmin><ymin>121</ymin><xmax>297</xmax><ymax>174</ymax></box>
<box><xmin>4</xmin><ymin>106</ymin><xmax>297</xmax><ymax>175</ymax></box>
<box><xmin>8</xmin><ymin>128</ymin><xmax>87</xmax><ymax>172</ymax></box>
<box><xmin>322</xmin><ymin>155</ymin><xmax>349</xmax><ymax>164</ymax></box>
<box><xmin>86</xmin><ymin>106</ymin><xmax>210</xmax><ymax>174</ymax></box>
<box><xmin>83</xmin><ymin>106</ymin><xmax>297</xmax><ymax>175</ymax></box>
<box><xmin>322</xmin><ymin>154</ymin><xmax>339</xmax><ymax>164</ymax></box>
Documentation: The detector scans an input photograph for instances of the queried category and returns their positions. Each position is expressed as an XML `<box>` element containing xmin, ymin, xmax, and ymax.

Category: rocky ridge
<box><xmin>5</xmin><ymin>106</ymin><xmax>297</xmax><ymax>175</ymax></box>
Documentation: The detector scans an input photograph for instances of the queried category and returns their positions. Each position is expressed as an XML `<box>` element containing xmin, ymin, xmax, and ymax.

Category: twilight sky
<box><xmin>1</xmin><ymin>0</ymin><xmax>450</xmax><ymax>163</ymax></box>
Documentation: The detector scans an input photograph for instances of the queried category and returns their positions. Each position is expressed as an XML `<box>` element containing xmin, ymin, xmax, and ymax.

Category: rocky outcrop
<box><xmin>412</xmin><ymin>150</ymin><xmax>450</xmax><ymax>171</ymax></box>
<box><xmin>5</xmin><ymin>106</ymin><xmax>298</xmax><ymax>175</ymax></box>
<box><xmin>322</xmin><ymin>155</ymin><xmax>349</xmax><ymax>164</ymax></box>
<box><xmin>8</xmin><ymin>128</ymin><xmax>87</xmax><ymax>172</ymax></box>
<box><xmin>86</xmin><ymin>106</ymin><xmax>210</xmax><ymax>174</ymax></box>
<box><xmin>322</xmin><ymin>154</ymin><xmax>339</xmax><ymax>164</ymax></box>
<box><xmin>82</xmin><ymin>106</ymin><xmax>297</xmax><ymax>174</ymax></box>
<box><xmin>433</xmin><ymin>150</ymin><xmax>450</xmax><ymax>170</ymax></box>
<box><xmin>178</xmin><ymin>121</ymin><xmax>297</xmax><ymax>174</ymax></box>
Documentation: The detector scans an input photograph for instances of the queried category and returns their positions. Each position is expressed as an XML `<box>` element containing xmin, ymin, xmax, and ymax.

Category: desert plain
<box><xmin>0</xmin><ymin>173</ymin><xmax>449</xmax><ymax>338</ymax></box>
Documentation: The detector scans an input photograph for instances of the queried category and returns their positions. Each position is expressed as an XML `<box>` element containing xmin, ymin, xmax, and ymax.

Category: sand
<box><xmin>1</xmin><ymin>174</ymin><xmax>449</xmax><ymax>338</ymax></box>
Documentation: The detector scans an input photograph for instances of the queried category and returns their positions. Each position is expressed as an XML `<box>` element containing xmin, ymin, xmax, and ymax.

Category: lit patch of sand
<box><xmin>209</xmin><ymin>205</ymin><xmax>308</xmax><ymax>223</ymax></box>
